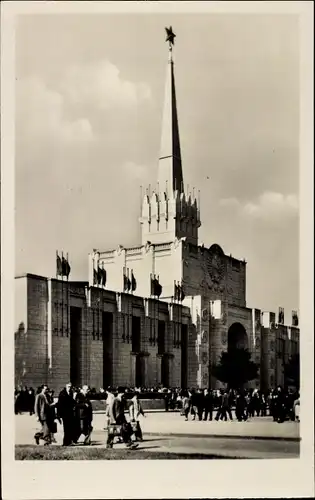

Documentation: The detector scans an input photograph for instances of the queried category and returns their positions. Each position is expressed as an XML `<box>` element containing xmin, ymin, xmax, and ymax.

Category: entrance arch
<box><xmin>228</xmin><ymin>322</ymin><xmax>248</xmax><ymax>351</ymax></box>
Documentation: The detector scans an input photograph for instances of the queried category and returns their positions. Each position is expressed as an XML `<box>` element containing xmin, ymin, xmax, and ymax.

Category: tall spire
<box><xmin>139</xmin><ymin>27</ymin><xmax>200</xmax><ymax>247</ymax></box>
<box><xmin>158</xmin><ymin>27</ymin><xmax>183</xmax><ymax>196</ymax></box>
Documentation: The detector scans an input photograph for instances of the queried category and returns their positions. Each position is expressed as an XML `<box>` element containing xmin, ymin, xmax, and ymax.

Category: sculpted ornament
<box><xmin>206</xmin><ymin>246</ymin><xmax>225</xmax><ymax>285</ymax></box>
<box><xmin>201</xmin><ymin>330</ymin><xmax>208</xmax><ymax>343</ymax></box>
<box><xmin>201</xmin><ymin>308</ymin><xmax>208</xmax><ymax>321</ymax></box>
<box><xmin>201</xmin><ymin>352</ymin><xmax>208</xmax><ymax>365</ymax></box>
<box><xmin>221</xmin><ymin>332</ymin><xmax>228</xmax><ymax>345</ymax></box>
<box><xmin>255</xmin><ymin>337</ymin><xmax>261</xmax><ymax>348</ymax></box>
<box><xmin>202</xmin><ymin>373</ymin><xmax>208</xmax><ymax>385</ymax></box>
<box><xmin>221</xmin><ymin>312</ymin><xmax>227</xmax><ymax>325</ymax></box>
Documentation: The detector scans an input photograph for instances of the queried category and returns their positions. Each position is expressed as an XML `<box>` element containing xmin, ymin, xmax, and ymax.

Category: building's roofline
<box><xmin>15</xmin><ymin>273</ymin><xmax>48</xmax><ymax>281</ymax></box>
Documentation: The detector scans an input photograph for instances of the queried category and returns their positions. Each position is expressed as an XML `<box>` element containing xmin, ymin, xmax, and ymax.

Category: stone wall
<box><xmin>15</xmin><ymin>275</ymin><xmax>49</xmax><ymax>389</ymax></box>
<box><xmin>182</xmin><ymin>243</ymin><xmax>246</xmax><ymax>308</ymax></box>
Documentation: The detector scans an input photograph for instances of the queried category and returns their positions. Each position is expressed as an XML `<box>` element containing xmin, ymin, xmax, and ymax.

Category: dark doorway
<box><xmin>158</xmin><ymin>320</ymin><xmax>165</xmax><ymax>355</ymax></box>
<box><xmin>161</xmin><ymin>356</ymin><xmax>169</xmax><ymax>387</ymax></box>
<box><xmin>181</xmin><ymin>324</ymin><xmax>188</xmax><ymax>388</ymax></box>
<box><xmin>70</xmin><ymin>306</ymin><xmax>82</xmax><ymax>387</ymax></box>
<box><xmin>102</xmin><ymin>312</ymin><xmax>113</xmax><ymax>388</ymax></box>
<box><xmin>228</xmin><ymin>323</ymin><xmax>248</xmax><ymax>351</ymax></box>
<box><xmin>132</xmin><ymin>316</ymin><xmax>141</xmax><ymax>353</ymax></box>
<box><xmin>135</xmin><ymin>355</ymin><xmax>144</xmax><ymax>387</ymax></box>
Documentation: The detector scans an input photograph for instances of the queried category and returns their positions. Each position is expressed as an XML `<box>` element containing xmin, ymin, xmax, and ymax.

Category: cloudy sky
<box><xmin>15</xmin><ymin>12</ymin><xmax>299</xmax><ymax>318</ymax></box>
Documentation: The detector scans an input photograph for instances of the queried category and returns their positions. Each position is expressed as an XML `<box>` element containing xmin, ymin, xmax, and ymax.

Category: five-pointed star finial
<box><xmin>165</xmin><ymin>26</ymin><xmax>176</xmax><ymax>47</ymax></box>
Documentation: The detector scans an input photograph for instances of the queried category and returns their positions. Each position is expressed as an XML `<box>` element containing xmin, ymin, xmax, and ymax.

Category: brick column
<box><xmin>130</xmin><ymin>353</ymin><xmax>136</xmax><ymax>387</ymax></box>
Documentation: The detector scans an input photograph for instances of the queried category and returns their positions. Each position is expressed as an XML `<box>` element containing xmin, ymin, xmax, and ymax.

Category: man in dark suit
<box><xmin>74</xmin><ymin>385</ymin><xmax>93</xmax><ymax>445</ymax></box>
<box><xmin>57</xmin><ymin>382</ymin><xmax>76</xmax><ymax>446</ymax></box>
<box><xmin>203</xmin><ymin>389</ymin><xmax>214</xmax><ymax>421</ymax></box>
<box><xmin>34</xmin><ymin>384</ymin><xmax>52</xmax><ymax>445</ymax></box>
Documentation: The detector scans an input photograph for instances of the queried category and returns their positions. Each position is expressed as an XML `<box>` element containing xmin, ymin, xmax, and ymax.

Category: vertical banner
<box><xmin>61</xmin><ymin>251</ymin><xmax>64</xmax><ymax>336</ymax></box>
<box><xmin>47</xmin><ymin>278</ymin><xmax>52</xmax><ymax>372</ymax></box>
<box><xmin>66</xmin><ymin>252</ymin><xmax>69</xmax><ymax>337</ymax></box>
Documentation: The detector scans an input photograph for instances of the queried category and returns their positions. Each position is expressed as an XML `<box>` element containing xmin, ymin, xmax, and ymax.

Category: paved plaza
<box><xmin>16</xmin><ymin>411</ymin><xmax>300</xmax><ymax>459</ymax></box>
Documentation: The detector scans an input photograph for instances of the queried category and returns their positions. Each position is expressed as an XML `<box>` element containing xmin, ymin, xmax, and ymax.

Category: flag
<box><xmin>56</xmin><ymin>254</ymin><xmax>63</xmax><ymax>276</ymax></box>
<box><xmin>101</xmin><ymin>266</ymin><xmax>107</xmax><ymax>287</ymax></box>
<box><xmin>174</xmin><ymin>281</ymin><xmax>185</xmax><ymax>301</ymax></box>
<box><xmin>155</xmin><ymin>281</ymin><xmax>162</xmax><ymax>297</ymax></box>
<box><xmin>292</xmin><ymin>310</ymin><xmax>299</xmax><ymax>326</ymax></box>
<box><xmin>131</xmin><ymin>270</ymin><xmax>137</xmax><ymax>292</ymax></box>
<box><xmin>93</xmin><ymin>268</ymin><xmax>98</xmax><ymax>285</ymax></box>
<box><xmin>278</xmin><ymin>307</ymin><xmax>284</xmax><ymax>324</ymax></box>
<box><xmin>174</xmin><ymin>281</ymin><xmax>179</xmax><ymax>301</ymax></box>
<box><xmin>150</xmin><ymin>274</ymin><xmax>155</xmax><ymax>296</ymax></box>
<box><xmin>123</xmin><ymin>268</ymin><xmax>131</xmax><ymax>292</ymax></box>
<box><xmin>62</xmin><ymin>256</ymin><xmax>71</xmax><ymax>278</ymax></box>
<box><xmin>152</xmin><ymin>275</ymin><xmax>162</xmax><ymax>298</ymax></box>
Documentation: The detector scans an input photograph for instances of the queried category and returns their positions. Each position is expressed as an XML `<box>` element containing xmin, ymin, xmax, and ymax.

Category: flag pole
<box><xmin>98</xmin><ymin>264</ymin><xmax>100</xmax><ymax>340</ymax></box>
<box><xmin>61</xmin><ymin>251</ymin><xmax>64</xmax><ymax>336</ymax></box>
<box><xmin>66</xmin><ymin>252</ymin><xmax>69</xmax><ymax>337</ymax></box>
<box><xmin>56</xmin><ymin>250</ymin><xmax>59</xmax><ymax>336</ymax></box>
<box><xmin>56</xmin><ymin>250</ymin><xmax>58</xmax><ymax>280</ymax></box>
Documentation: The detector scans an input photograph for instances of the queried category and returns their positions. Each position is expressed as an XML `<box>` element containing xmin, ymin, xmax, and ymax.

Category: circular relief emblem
<box><xmin>201</xmin><ymin>330</ymin><xmax>208</xmax><ymax>343</ymax></box>
<box><xmin>221</xmin><ymin>333</ymin><xmax>228</xmax><ymax>345</ymax></box>
<box><xmin>201</xmin><ymin>352</ymin><xmax>208</xmax><ymax>365</ymax></box>
<box><xmin>221</xmin><ymin>312</ymin><xmax>227</xmax><ymax>325</ymax></box>
<box><xmin>207</xmin><ymin>247</ymin><xmax>225</xmax><ymax>284</ymax></box>
<box><xmin>255</xmin><ymin>337</ymin><xmax>261</xmax><ymax>348</ymax></box>
<box><xmin>201</xmin><ymin>308</ymin><xmax>208</xmax><ymax>321</ymax></box>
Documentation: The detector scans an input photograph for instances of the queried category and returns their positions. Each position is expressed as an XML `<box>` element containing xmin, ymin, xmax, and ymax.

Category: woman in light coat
<box><xmin>129</xmin><ymin>392</ymin><xmax>145</xmax><ymax>441</ymax></box>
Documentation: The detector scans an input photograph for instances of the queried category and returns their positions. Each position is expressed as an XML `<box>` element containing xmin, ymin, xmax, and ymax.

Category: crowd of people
<box><xmin>14</xmin><ymin>383</ymin><xmax>300</xmax><ymax>448</ymax></box>
<box><xmin>175</xmin><ymin>387</ymin><xmax>300</xmax><ymax>423</ymax></box>
<box><xmin>15</xmin><ymin>383</ymin><xmax>145</xmax><ymax>449</ymax></box>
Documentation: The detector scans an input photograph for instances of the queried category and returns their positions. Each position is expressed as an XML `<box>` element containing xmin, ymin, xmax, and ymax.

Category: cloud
<box><xmin>220</xmin><ymin>191</ymin><xmax>299</xmax><ymax>221</ymax></box>
<box><xmin>16</xmin><ymin>58</ymin><xmax>152</xmax><ymax>152</ymax></box>
<box><xmin>59</xmin><ymin>60</ymin><xmax>151</xmax><ymax>110</ymax></box>
<box><xmin>16</xmin><ymin>76</ymin><xmax>94</xmax><ymax>145</ymax></box>
<box><xmin>219</xmin><ymin>197</ymin><xmax>241</xmax><ymax>209</ymax></box>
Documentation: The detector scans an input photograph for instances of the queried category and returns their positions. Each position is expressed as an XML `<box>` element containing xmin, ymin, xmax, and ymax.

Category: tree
<box><xmin>212</xmin><ymin>348</ymin><xmax>259</xmax><ymax>389</ymax></box>
<box><xmin>283</xmin><ymin>353</ymin><xmax>300</xmax><ymax>389</ymax></box>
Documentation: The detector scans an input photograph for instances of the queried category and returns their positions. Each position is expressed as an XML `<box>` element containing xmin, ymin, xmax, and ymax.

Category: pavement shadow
<box><xmin>142</xmin><ymin>438</ymin><xmax>168</xmax><ymax>443</ymax></box>
<box><xmin>138</xmin><ymin>445</ymin><xmax>161</xmax><ymax>451</ymax></box>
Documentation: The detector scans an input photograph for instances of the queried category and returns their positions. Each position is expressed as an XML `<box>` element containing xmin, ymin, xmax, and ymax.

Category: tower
<box><xmin>140</xmin><ymin>27</ymin><xmax>201</xmax><ymax>246</ymax></box>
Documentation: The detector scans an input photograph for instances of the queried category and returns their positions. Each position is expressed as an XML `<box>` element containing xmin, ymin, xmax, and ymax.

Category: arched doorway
<box><xmin>228</xmin><ymin>322</ymin><xmax>248</xmax><ymax>351</ymax></box>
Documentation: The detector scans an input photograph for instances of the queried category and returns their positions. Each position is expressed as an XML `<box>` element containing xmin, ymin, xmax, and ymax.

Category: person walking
<box><xmin>74</xmin><ymin>385</ymin><xmax>93</xmax><ymax>445</ymax></box>
<box><xmin>129</xmin><ymin>391</ymin><xmax>145</xmax><ymax>442</ymax></box>
<box><xmin>235</xmin><ymin>390</ymin><xmax>247</xmax><ymax>421</ymax></box>
<box><xmin>181</xmin><ymin>390</ymin><xmax>191</xmax><ymax>421</ymax></box>
<box><xmin>57</xmin><ymin>382</ymin><xmax>76</xmax><ymax>446</ymax></box>
<box><xmin>215</xmin><ymin>389</ymin><xmax>224</xmax><ymax>421</ymax></box>
<box><xmin>106</xmin><ymin>387</ymin><xmax>138</xmax><ymax>449</ymax></box>
<box><xmin>203</xmin><ymin>389</ymin><xmax>214</xmax><ymax>421</ymax></box>
<box><xmin>34</xmin><ymin>385</ymin><xmax>52</xmax><ymax>446</ymax></box>
<box><xmin>28</xmin><ymin>388</ymin><xmax>35</xmax><ymax>416</ymax></box>
<box><xmin>104</xmin><ymin>387</ymin><xmax>115</xmax><ymax>429</ymax></box>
